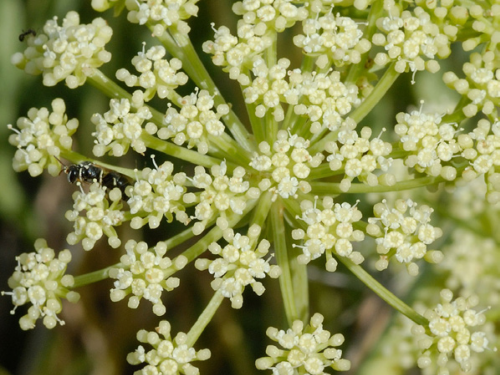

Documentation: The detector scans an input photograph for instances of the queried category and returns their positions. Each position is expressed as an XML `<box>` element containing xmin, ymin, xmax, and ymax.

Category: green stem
<box><xmin>289</xmin><ymin>228</ymin><xmax>309</xmax><ymax>323</ymax></box>
<box><xmin>265</xmin><ymin>109</ymin><xmax>278</xmax><ymax>146</ymax></box>
<box><xmin>310</xmin><ymin>174</ymin><xmax>445</xmax><ymax>195</ymax></box>
<box><xmin>208</xmin><ymin>133</ymin><xmax>253</xmax><ymax>166</ymax></box>
<box><xmin>307</xmin><ymin>164</ymin><xmax>343</xmax><ymax>180</ymax></box>
<box><xmin>141</xmin><ymin>133</ymin><xmax>230</xmax><ymax>169</ymax></box>
<box><xmin>186</xmin><ymin>289</ymin><xmax>225</xmax><ymax>347</ymax></box>
<box><xmin>250</xmin><ymin>190</ymin><xmax>273</xmax><ymax>229</ymax></box>
<box><xmin>164</xmin><ymin>225</ymin><xmax>200</xmax><ymax>251</ymax></box>
<box><xmin>270</xmin><ymin>200</ymin><xmax>297</xmax><ymax>324</ymax></box>
<box><xmin>350</xmin><ymin>61</ymin><xmax>400</xmax><ymax>124</ymax></box>
<box><xmin>246</xmin><ymin>100</ymin><xmax>266</xmax><ymax>145</ymax></box>
<box><xmin>88</xmin><ymin>70</ymin><xmax>165</xmax><ymax>126</ymax></box>
<box><xmin>264</xmin><ymin>31</ymin><xmax>278</xmax><ymax>144</ymax></box>
<box><xmin>88</xmin><ymin>69</ymin><xmax>131</xmax><ymax>100</ymax></box>
<box><xmin>337</xmin><ymin>256</ymin><xmax>428</xmax><ymax>326</ymax></box>
<box><xmin>73</xmin><ymin>263</ymin><xmax>121</xmax><ymax>288</ymax></box>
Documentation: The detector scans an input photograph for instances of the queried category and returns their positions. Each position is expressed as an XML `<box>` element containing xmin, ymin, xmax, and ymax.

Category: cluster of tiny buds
<box><xmin>372</xmin><ymin>4</ymin><xmax>451</xmax><ymax>82</ymax></box>
<box><xmin>2</xmin><ymin>239</ymin><xmax>80</xmax><ymax>330</ymax></box>
<box><xmin>395</xmin><ymin>103</ymin><xmax>462</xmax><ymax>181</ymax></box>
<box><xmin>158</xmin><ymin>89</ymin><xmax>229</xmax><ymax>154</ymax></box>
<box><xmin>91</xmin><ymin>92</ymin><xmax>152</xmax><ymax>157</ymax></box>
<box><xmin>127</xmin><ymin>320</ymin><xmax>211</xmax><ymax>375</ymax></box>
<box><xmin>195</xmin><ymin>225</ymin><xmax>281</xmax><ymax>309</ymax></box>
<box><xmin>292</xmin><ymin>196</ymin><xmax>364</xmax><ymax>272</ymax></box>
<box><xmin>366</xmin><ymin>198</ymin><xmax>443</xmax><ymax>276</ymax></box>
<box><xmin>232</xmin><ymin>0</ymin><xmax>307</xmax><ymax>33</ymax></box>
<box><xmin>256</xmin><ymin>313</ymin><xmax>351</xmax><ymax>373</ymax></box>
<box><xmin>116</xmin><ymin>44</ymin><xmax>189</xmax><ymax>102</ymax></box>
<box><xmin>65</xmin><ymin>183</ymin><xmax>125</xmax><ymax>251</ymax></box>
<box><xmin>443</xmin><ymin>51</ymin><xmax>500</xmax><ymax>118</ymax></box>
<box><xmin>250</xmin><ymin>130</ymin><xmax>323</xmax><ymax>200</ymax></box>
<box><xmin>202</xmin><ymin>0</ymin><xmax>305</xmax><ymax>80</ymax></box>
<box><xmin>100</xmin><ymin>0</ymin><xmax>199</xmax><ymax>36</ymax></box>
<box><xmin>109</xmin><ymin>240</ymin><xmax>187</xmax><ymax>316</ymax></box>
<box><xmin>185</xmin><ymin>161</ymin><xmax>260</xmax><ymax>235</ymax></box>
<box><xmin>127</xmin><ymin>159</ymin><xmax>189</xmax><ymax>230</ymax></box>
<box><xmin>293</xmin><ymin>9</ymin><xmax>371</xmax><ymax>66</ymax></box>
<box><xmin>396</xmin><ymin>104</ymin><xmax>500</xmax><ymax>202</ymax></box>
<box><xmin>8</xmin><ymin>98</ymin><xmax>78</xmax><ymax>177</ymax></box>
<box><xmin>412</xmin><ymin>289</ymin><xmax>496</xmax><ymax>374</ymax></box>
<box><xmin>325</xmin><ymin>124</ymin><xmax>394</xmax><ymax>192</ymax></box>
<box><xmin>12</xmin><ymin>11</ymin><xmax>112</xmax><ymax>88</ymax></box>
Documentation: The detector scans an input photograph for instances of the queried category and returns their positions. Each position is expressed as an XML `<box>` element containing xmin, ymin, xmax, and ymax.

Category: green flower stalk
<box><xmin>3</xmin><ymin>0</ymin><xmax>500</xmax><ymax>374</ymax></box>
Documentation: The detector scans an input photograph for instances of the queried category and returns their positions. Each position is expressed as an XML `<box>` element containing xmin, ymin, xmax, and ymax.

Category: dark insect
<box><xmin>19</xmin><ymin>29</ymin><xmax>36</xmax><ymax>42</ymax></box>
<box><xmin>62</xmin><ymin>161</ymin><xmax>131</xmax><ymax>194</ymax></box>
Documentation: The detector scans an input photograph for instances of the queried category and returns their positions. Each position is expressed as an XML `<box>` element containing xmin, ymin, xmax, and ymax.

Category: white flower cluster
<box><xmin>109</xmin><ymin>240</ymin><xmax>187</xmax><ymax>316</ymax></box>
<box><xmin>11</xmin><ymin>11</ymin><xmax>112</xmax><ymax>88</ymax></box>
<box><xmin>92</xmin><ymin>0</ymin><xmax>199</xmax><ymax>37</ymax></box>
<box><xmin>446</xmin><ymin>3</ymin><xmax>500</xmax><ymax>53</ymax></box>
<box><xmin>65</xmin><ymin>183</ymin><xmax>126</xmax><ymax>250</ymax></box>
<box><xmin>128</xmin><ymin>160</ymin><xmax>189</xmax><ymax>229</ymax></box>
<box><xmin>116</xmin><ymin>45</ymin><xmax>188</xmax><ymax>102</ymax></box>
<box><xmin>184</xmin><ymin>161</ymin><xmax>260</xmax><ymax>234</ymax></box>
<box><xmin>242</xmin><ymin>57</ymin><xmax>291</xmax><ymax>120</ymax></box>
<box><xmin>292</xmin><ymin>196</ymin><xmax>364</xmax><ymax>272</ymax></box>
<box><xmin>396</xmin><ymin>109</ymin><xmax>500</xmax><ymax>203</ymax></box>
<box><xmin>396</xmin><ymin>112</ymin><xmax>500</xmax><ymax>203</ymax></box>
<box><xmin>2</xmin><ymin>239</ymin><xmax>80</xmax><ymax>330</ymax></box>
<box><xmin>202</xmin><ymin>24</ymin><xmax>268</xmax><ymax>76</ymax></box>
<box><xmin>293</xmin><ymin>9</ymin><xmax>371</xmax><ymax>66</ymax></box>
<box><xmin>158</xmin><ymin>90</ymin><xmax>228</xmax><ymax>154</ymax></box>
<box><xmin>444</xmin><ymin>51</ymin><xmax>500</xmax><ymax>118</ymax></box>
<box><xmin>239</xmin><ymin>58</ymin><xmax>362</xmax><ymax>126</ymax></box>
<box><xmin>250</xmin><ymin>130</ymin><xmax>323</xmax><ymax>199</ymax></box>
<box><xmin>195</xmin><ymin>225</ymin><xmax>281</xmax><ymax>309</ymax></box>
<box><xmin>325</xmin><ymin>123</ymin><xmax>393</xmax><ymax>192</ymax></box>
<box><xmin>366</xmin><ymin>198</ymin><xmax>443</xmax><ymax>276</ymax></box>
<box><xmin>255</xmin><ymin>313</ymin><xmax>351</xmax><ymax>373</ymax></box>
<box><xmin>233</xmin><ymin>0</ymin><xmax>308</xmax><ymax>33</ymax></box>
<box><xmin>466</xmin><ymin>119</ymin><xmax>500</xmax><ymax>204</ymax></box>
<box><xmin>413</xmin><ymin>289</ymin><xmax>494</xmax><ymax>374</ymax></box>
<box><xmin>289</xmin><ymin>70</ymin><xmax>361</xmax><ymax>134</ymax></box>
<box><xmin>372</xmin><ymin>4</ymin><xmax>453</xmax><ymax>79</ymax></box>
<box><xmin>395</xmin><ymin>108</ymin><xmax>462</xmax><ymax>180</ymax></box>
<box><xmin>91</xmin><ymin>92</ymin><xmax>153</xmax><ymax>157</ymax></box>
<box><xmin>127</xmin><ymin>320</ymin><xmax>211</xmax><ymax>375</ymax></box>
<box><xmin>202</xmin><ymin>1</ymin><xmax>307</xmax><ymax>78</ymax></box>
<box><xmin>203</xmin><ymin>0</ymin><xmax>306</xmax><ymax>74</ymax></box>
<box><xmin>8</xmin><ymin>98</ymin><xmax>78</xmax><ymax>177</ymax></box>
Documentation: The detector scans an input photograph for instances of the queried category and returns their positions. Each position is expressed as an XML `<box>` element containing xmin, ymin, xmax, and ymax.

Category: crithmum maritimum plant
<box><xmin>3</xmin><ymin>0</ymin><xmax>500</xmax><ymax>374</ymax></box>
